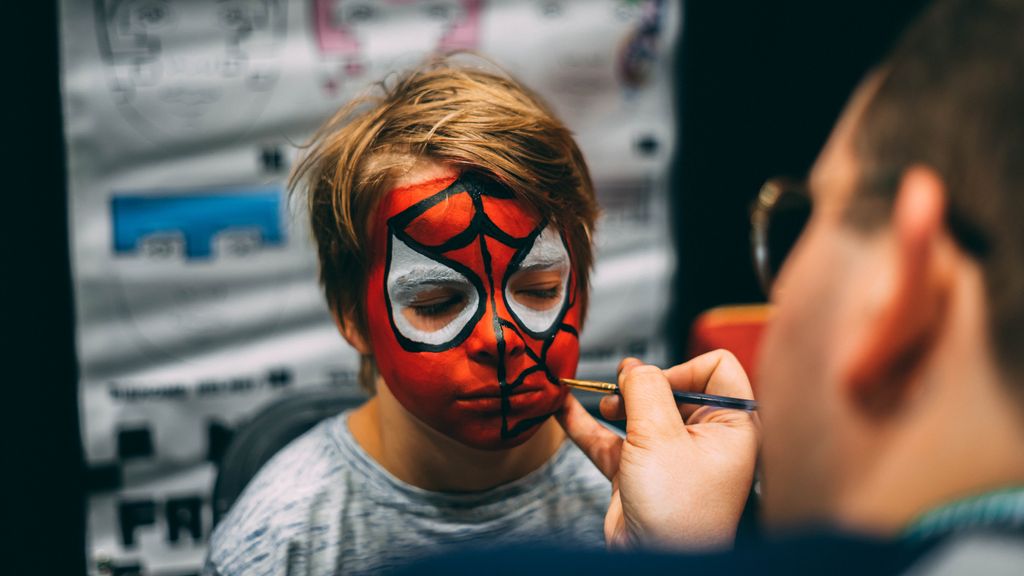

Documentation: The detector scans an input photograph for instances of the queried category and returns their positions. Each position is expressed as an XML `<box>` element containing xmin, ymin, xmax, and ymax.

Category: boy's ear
<box><xmin>843</xmin><ymin>166</ymin><xmax>955</xmax><ymax>413</ymax></box>
<box><xmin>332</xmin><ymin>308</ymin><xmax>371</xmax><ymax>355</ymax></box>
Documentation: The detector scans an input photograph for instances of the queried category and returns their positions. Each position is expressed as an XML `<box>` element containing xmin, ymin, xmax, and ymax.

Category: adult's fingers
<box><xmin>618</xmin><ymin>363</ymin><xmax>686</xmax><ymax>440</ymax></box>
<box><xmin>617</xmin><ymin>356</ymin><xmax>645</xmax><ymax>376</ymax></box>
<box><xmin>604</xmin><ymin>357</ymin><xmax>684</xmax><ymax>421</ymax></box>
<box><xmin>604</xmin><ymin>489</ymin><xmax>627</xmax><ymax>549</ymax></box>
<box><xmin>604</xmin><ymin>352</ymin><xmax>754</xmax><ymax>423</ymax></box>
<box><xmin>662</xmin><ymin>349</ymin><xmax>754</xmax><ymax>399</ymax></box>
<box><xmin>556</xmin><ymin>393</ymin><xmax>623</xmax><ymax>480</ymax></box>
<box><xmin>599</xmin><ymin>394</ymin><xmax>625</xmax><ymax>421</ymax></box>
<box><xmin>662</xmin><ymin>350</ymin><xmax>755</xmax><ymax>422</ymax></box>
<box><xmin>598</xmin><ymin>358</ymin><xmax>643</xmax><ymax>421</ymax></box>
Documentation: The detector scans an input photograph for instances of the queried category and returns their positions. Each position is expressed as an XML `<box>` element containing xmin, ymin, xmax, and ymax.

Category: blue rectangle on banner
<box><xmin>111</xmin><ymin>186</ymin><xmax>284</xmax><ymax>260</ymax></box>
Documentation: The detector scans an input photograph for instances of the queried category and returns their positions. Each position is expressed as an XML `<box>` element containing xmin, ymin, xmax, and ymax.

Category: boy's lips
<box><xmin>456</xmin><ymin>382</ymin><xmax>547</xmax><ymax>399</ymax></box>
<box><xmin>454</xmin><ymin>386</ymin><xmax>552</xmax><ymax>412</ymax></box>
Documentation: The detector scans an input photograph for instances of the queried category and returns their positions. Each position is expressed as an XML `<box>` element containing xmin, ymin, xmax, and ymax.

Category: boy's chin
<box><xmin>443</xmin><ymin>413</ymin><xmax>554</xmax><ymax>451</ymax></box>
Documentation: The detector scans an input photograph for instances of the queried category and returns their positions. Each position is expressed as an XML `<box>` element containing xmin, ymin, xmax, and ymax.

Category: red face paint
<box><xmin>365</xmin><ymin>172</ymin><xmax>582</xmax><ymax>450</ymax></box>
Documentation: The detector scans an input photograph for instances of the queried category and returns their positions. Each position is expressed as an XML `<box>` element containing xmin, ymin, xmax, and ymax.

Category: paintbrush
<box><xmin>561</xmin><ymin>377</ymin><xmax>758</xmax><ymax>411</ymax></box>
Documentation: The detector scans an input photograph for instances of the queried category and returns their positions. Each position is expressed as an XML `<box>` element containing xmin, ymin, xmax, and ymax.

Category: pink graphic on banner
<box><xmin>313</xmin><ymin>0</ymin><xmax>481</xmax><ymax>95</ymax></box>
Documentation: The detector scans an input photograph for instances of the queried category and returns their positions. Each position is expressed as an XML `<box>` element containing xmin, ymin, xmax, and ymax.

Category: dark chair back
<box><xmin>212</xmin><ymin>387</ymin><xmax>364</xmax><ymax>525</ymax></box>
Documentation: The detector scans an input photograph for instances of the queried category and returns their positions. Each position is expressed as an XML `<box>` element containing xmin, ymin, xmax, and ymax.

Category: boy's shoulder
<box><xmin>233</xmin><ymin>409</ymin><xmax>354</xmax><ymax>503</ymax></box>
<box><xmin>207</xmin><ymin>412</ymin><xmax>356</xmax><ymax>574</ymax></box>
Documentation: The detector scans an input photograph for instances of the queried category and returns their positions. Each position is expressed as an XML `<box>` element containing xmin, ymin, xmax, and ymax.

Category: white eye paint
<box><xmin>504</xmin><ymin>226</ymin><xmax>570</xmax><ymax>336</ymax></box>
<box><xmin>387</xmin><ymin>235</ymin><xmax>481</xmax><ymax>346</ymax></box>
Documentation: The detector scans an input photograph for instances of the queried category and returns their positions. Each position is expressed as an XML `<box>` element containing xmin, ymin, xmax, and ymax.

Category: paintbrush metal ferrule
<box><xmin>560</xmin><ymin>378</ymin><xmax>618</xmax><ymax>394</ymax></box>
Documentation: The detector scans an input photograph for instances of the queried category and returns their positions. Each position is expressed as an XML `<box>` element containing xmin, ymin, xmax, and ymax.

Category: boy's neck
<box><xmin>348</xmin><ymin>387</ymin><xmax>566</xmax><ymax>493</ymax></box>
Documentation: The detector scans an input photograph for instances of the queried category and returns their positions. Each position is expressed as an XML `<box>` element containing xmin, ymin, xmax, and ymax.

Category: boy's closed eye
<box><xmin>509</xmin><ymin>269</ymin><xmax>564</xmax><ymax>311</ymax></box>
<box><xmin>405</xmin><ymin>287</ymin><xmax>467</xmax><ymax>331</ymax></box>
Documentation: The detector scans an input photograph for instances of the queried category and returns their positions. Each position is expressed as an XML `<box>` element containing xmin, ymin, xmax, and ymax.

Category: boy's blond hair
<box><xmin>290</xmin><ymin>58</ymin><xmax>599</xmax><ymax>392</ymax></box>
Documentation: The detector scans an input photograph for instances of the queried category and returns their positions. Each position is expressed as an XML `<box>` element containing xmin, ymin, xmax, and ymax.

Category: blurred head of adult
<box><xmin>757</xmin><ymin>0</ymin><xmax>1024</xmax><ymax>533</ymax></box>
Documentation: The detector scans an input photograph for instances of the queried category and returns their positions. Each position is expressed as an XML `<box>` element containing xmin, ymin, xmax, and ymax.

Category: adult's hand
<box><xmin>557</xmin><ymin>350</ymin><xmax>759</xmax><ymax>551</ymax></box>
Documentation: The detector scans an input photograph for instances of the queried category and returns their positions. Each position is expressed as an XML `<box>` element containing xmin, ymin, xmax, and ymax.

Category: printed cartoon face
<box><xmin>313</xmin><ymin>0</ymin><xmax>479</xmax><ymax>91</ymax></box>
<box><xmin>365</xmin><ymin>172</ymin><xmax>582</xmax><ymax>450</ymax></box>
<box><xmin>316</xmin><ymin>0</ymin><xmax>479</xmax><ymax>58</ymax></box>
<box><xmin>97</xmin><ymin>0</ymin><xmax>285</xmax><ymax>139</ymax></box>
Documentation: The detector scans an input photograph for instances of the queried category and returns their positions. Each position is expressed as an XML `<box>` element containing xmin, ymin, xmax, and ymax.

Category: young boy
<box><xmin>206</xmin><ymin>60</ymin><xmax>608</xmax><ymax>575</ymax></box>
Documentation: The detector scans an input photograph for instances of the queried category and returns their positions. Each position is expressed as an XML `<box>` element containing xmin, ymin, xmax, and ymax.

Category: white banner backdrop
<box><xmin>60</xmin><ymin>1</ymin><xmax>679</xmax><ymax>574</ymax></box>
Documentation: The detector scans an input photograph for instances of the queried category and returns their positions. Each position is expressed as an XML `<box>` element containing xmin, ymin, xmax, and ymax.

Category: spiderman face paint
<box><xmin>365</xmin><ymin>172</ymin><xmax>582</xmax><ymax>450</ymax></box>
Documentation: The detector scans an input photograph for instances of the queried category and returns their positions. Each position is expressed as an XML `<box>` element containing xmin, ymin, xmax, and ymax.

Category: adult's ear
<box><xmin>843</xmin><ymin>166</ymin><xmax>955</xmax><ymax>414</ymax></box>
<box><xmin>332</xmin><ymin>308</ymin><xmax>372</xmax><ymax>355</ymax></box>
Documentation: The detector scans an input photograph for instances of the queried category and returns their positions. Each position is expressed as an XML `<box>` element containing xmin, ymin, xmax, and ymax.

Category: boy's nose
<box><xmin>465</xmin><ymin>306</ymin><xmax>525</xmax><ymax>365</ymax></box>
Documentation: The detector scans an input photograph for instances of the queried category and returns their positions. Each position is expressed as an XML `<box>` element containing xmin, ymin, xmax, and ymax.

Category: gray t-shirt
<box><xmin>206</xmin><ymin>410</ymin><xmax>611</xmax><ymax>575</ymax></box>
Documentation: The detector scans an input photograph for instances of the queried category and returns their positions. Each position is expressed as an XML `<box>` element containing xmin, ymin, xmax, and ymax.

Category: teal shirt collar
<box><xmin>904</xmin><ymin>486</ymin><xmax>1024</xmax><ymax>540</ymax></box>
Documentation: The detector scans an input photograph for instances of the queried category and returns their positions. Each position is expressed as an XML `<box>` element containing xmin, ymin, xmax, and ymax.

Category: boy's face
<box><xmin>364</xmin><ymin>171</ymin><xmax>582</xmax><ymax>450</ymax></box>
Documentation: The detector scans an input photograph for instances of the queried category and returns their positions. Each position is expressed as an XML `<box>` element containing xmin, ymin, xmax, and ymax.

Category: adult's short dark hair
<box><xmin>849</xmin><ymin>0</ymin><xmax>1024</xmax><ymax>386</ymax></box>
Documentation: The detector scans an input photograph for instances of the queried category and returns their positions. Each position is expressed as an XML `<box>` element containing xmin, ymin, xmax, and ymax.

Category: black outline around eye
<box><xmin>501</xmin><ymin>224</ymin><xmax>572</xmax><ymax>340</ymax></box>
<box><xmin>384</xmin><ymin>229</ymin><xmax>486</xmax><ymax>353</ymax></box>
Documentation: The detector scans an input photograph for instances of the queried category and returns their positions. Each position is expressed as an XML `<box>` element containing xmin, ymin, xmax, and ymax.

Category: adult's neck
<box><xmin>835</xmin><ymin>271</ymin><xmax>1024</xmax><ymax>535</ymax></box>
<box><xmin>348</xmin><ymin>384</ymin><xmax>566</xmax><ymax>493</ymax></box>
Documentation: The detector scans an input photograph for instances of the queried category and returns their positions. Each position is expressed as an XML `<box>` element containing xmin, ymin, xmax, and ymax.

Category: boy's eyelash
<box><xmin>410</xmin><ymin>294</ymin><xmax>464</xmax><ymax>316</ymax></box>
<box><xmin>519</xmin><ymin>286</ymin><xmax>560</xmax><ymax>298</ymax></box>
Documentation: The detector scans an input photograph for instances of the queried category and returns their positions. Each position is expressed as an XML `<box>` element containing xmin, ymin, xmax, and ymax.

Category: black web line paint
<box><xmin>467</xmin><ymin>184</ymin><xmax>512</xmax><ymax>438</ymax></box>
<box><xmin>385</xmin><ymin>173</ymin><xmax>579</xmax><ymax>440</ymax></box>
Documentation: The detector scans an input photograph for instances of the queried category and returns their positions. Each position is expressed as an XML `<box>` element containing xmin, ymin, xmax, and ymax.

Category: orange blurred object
<box><xmin>687</xmin><ymin>304</ymin><xmax>772</xmax><ymax>392</ymax></box>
